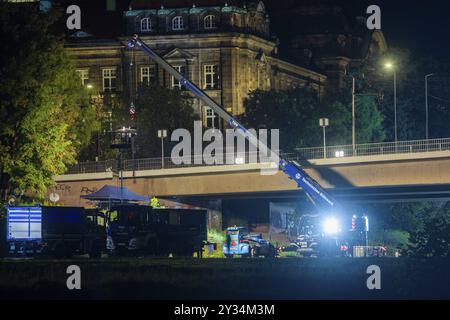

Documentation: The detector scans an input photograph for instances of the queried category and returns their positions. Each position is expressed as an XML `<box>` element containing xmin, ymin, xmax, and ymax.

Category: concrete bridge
<box><xmin>51</xmin><ymin>144</ymin><xmax>450</xmax><ymax>207</ymax></box>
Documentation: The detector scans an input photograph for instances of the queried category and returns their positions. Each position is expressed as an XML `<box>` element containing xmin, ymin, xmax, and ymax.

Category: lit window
<box><xmin>76</xmin><ymin>69</ymin><xmax>89</xmax><ymax>86</ymax></box>
<box><xmin>204</xmin><ymin>15</ymin><xmax>216</xmax><ymax>29</ymax></box>
<box><xmin>102</xmin><ymin>68</ymin><xmax>117</xmax><ymax>92</ymax></box>
<box><xmin>140</xmin><ymin>66</ymin><xmax>156</xmax><ymax>85</ymax></box>
<box><xmin>204</xmin><ymin>65</ymin><xmax>219</xmax><ymax>89</ymax></box>
<box><xmin>203</xmin><ymin>106</ymin><xmax>218</xmax><ymax>128</ymax></box>
<box><xmin>172</xmin><ymin>16</ymin><xmax>184</xmax><ymax>30</ymax></box>
<box><xmin>171</xmin><ymin>65</ymin><xmax>185</xmax><ymax>89</ymax></box>
<box><xmin>140</xmin><ymin>17</ymin><xmax>152</xmax><ymax>31</ymax></box>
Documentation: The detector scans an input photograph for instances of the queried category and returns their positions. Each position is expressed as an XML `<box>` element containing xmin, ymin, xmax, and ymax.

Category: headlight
<box><xmin>106</xmin><ymin>236</ymin><xmax>115</xmax><ymax>250</ymax></box>
<box><xmin>323</xmin><ymin>217</ymin><xmax>341</xmax><ymax>234</ymax></box>
<box><xmin>129</xmin><ymin>237</ymin><xmax>138</xmax><ymax>249</ymax></box>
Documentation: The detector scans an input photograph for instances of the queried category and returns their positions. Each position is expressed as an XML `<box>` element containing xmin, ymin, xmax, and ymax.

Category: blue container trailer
<box><xmin>5</xmin><ymin>206</ymin><xmax>106</xmax><ymax>258</ymax></box>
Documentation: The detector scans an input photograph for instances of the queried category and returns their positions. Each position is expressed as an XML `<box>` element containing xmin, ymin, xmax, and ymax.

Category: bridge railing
<box><xmin>121</xmin><ymin>152</ymin><xmax>276</xmax><ymax>171</ymax></box>
<box><xmin>65</xmin><ymin>159</ymin><xmax>118</xmax><ymax>174</ymax></box>
<box><xmin>294</xmin><ymin>137</ymin><xmax>450</xmax><ymax>159</ymax></box>
<box><xmin>65</xmin><ymin>138</ymin><xmax>450</xmax><ymax>174</ymax></box>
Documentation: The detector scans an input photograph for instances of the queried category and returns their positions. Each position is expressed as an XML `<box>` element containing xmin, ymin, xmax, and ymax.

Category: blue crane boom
<box><xmin>127</xmin><ymin>35</ymin><xmax>336</xmax><ymax>210</ymax></box>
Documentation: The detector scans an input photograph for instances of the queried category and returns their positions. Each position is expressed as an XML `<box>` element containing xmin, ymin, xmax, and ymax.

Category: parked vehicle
<box><xmin>106</xmin><ymin>204</ymin><xmax>208</xmax><ymax>257</ymax></box>
<box><xmin>223</xmin><ymin>226</ymin><xmax>276</xmax><ymax>258</ymax></box>
<box><xmin>281</xmin><ymin>213</ymin><xmax>370</xmax><ymax>257</ymax></box>
<box><xmin>5</xmin><ymin>206</ymin><xmax>106</xmax><ymax>258</ymax></box>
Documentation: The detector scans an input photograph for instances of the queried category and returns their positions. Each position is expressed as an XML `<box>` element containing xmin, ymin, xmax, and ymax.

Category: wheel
<box><xmin>115</xmin><ymin>246</ymin><xmax>127</xmax><ymax>257</ymax></box>
<box><xmin>53</xmin><ymin>241</ymin><xmax>68</xmax><ymax>259</ymax></box>
<box><xmin>145</xmin><ymin>239</ymin><xmax>158</xmax><ymax>256</ymax></box>
<box><xmin>242</xmin><ymin>247</ymin><xmax>254</xmax><ymax>258</ymax></box>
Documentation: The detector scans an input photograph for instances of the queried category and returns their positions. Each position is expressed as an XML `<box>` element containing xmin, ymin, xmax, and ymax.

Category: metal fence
<box><xmin>66</xmin><ymin>138</ymin><xmax>450</xmax><ymax>174</ymax></box>
<box><xmin>293</xmin><ymin>137</ymin><xmax>450</xmax><ymax>159</ymax></box>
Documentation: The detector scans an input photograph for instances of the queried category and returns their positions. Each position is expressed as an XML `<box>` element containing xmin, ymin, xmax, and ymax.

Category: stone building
<box><xmin>64</xmin><ymin>0</ymin><xmax>327</xmax><ymax>129</ymax></box>
<box><xmin>278</xmin><ymin>0</ymin><xmax>388</xmax><ymax>89</ymax></box>
<box><xmin>31</xmin><ymin>0</ymin><xmax>386</xmax><ymax>128</ymax></box>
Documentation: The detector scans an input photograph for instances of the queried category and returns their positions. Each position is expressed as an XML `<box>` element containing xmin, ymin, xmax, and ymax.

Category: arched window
<box><xmin>140</xmin><ymin>17</ymin><xmax>152</xmax><ymax>31</ymax></box>
<box><xmin>204</xmin><ymin>15</ymin><xmax>216</xmax><ymax>30</ymax></box>
<box><xmin>172</xmin><ymin>16</ymin><xmax>184</xmax><ymax>30</ymax></box>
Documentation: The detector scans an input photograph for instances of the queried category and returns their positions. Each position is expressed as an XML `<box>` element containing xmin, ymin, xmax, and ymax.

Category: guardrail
<box><xmin>65</xmin><ymin>138</ymin><xmax>450</xmax><ymax>174</ymax></box>
<box><xmin>294</xmin><ymin>137</ymin><xmax>450</xmax><ymax>160</ymax></box>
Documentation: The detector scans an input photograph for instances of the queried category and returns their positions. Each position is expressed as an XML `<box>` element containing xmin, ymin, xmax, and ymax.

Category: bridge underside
<box><xmin>169</xmin><ymin>184</ymin><xmax>450</xmax><ymax>205</ymax></box>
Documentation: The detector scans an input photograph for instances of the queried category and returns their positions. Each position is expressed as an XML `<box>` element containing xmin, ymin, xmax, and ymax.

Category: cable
<box><xmin>429</xmin><ymin>95</ymin><xmax>450</xmax><ymax>104</ymax></box>
<box><xmin>129</xmin><ymin>46</ymin><xmax>136</xmax><ymax>122</ymax></box>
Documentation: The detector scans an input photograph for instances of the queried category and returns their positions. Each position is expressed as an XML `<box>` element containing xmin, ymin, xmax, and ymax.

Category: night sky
<box><xmin>262</xmin><ymin>0</ymin><xmax>450</xmax><ymax>58</ymax></box>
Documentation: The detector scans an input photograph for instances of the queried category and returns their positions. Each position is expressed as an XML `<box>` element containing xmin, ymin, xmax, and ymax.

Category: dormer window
<box><xmin>172</xmin><ymin>16</ymin><xmax>184</xmax><ymax>30</ymax></box>
<box><xmin>141</xmin><ymin>17</ymin><xmax>152</xmax><ymax>32</ymax></box>
<box><xmin>204</xmin><ymin>15</ymin><xmax>216</xmax><ymax>30</ymax></box>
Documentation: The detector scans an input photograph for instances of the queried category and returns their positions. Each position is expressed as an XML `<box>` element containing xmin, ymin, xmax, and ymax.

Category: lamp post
<box><xmin>110</xmin><ymin>126</ymin><xmax>137</xmax><ymax>203</ymax></box>
<box><xmin>425</xmin><ymin>73</ymin><xmax>434</xmax><ymax>140</ymax></box>
<box><xmin>384</xmin><ymin>62</ymin><xmax>398</xmax><ymax>143</ymax></box>
<box><xmin>158</xmin><ymin>129</ymin><xmax>168</xmax><ymax>168</ymax></box>
<box><xmin>319</xmin><ymin>118</ymin><xmax>329</xmax><ymax>159</ymax></box>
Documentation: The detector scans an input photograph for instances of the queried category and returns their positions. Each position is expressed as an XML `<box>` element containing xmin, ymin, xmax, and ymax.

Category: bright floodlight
<box><xmin>384</xmin><ymin>62</ymin><xmax>393</xmax><ymax>69</ymax></box>
<box><xmin>323</xmin><ymin>217</ymin><xmax>341</xmax><ymax>234</ymax></box>
<box><xmin>335</xmin><ymin>150</ymin><xmax>344</xmax><ymax>158</ymax></box>
<box><xmin>235</xmin><ymin>157</ymin><xmax>245</xmax><ymax>164</ymax></box>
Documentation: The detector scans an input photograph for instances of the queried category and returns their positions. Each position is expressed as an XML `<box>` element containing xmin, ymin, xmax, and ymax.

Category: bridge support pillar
<box><xmin>206</xmin><ymin>200</ymin><xmax>223</xmax><ymax>232</ymax></box>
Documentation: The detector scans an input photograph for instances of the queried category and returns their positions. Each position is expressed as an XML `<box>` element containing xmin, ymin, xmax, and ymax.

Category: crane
<box><xmin>127</xmin><ymin>34</ymin><xmax>337</xmax><ymax>213</ymax></box>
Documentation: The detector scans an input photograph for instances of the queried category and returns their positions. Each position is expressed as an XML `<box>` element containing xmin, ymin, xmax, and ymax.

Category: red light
<box><xmin>231</xmin><ymin>241</ymin><xmax>236</xmax><ymax>247</ymax></box>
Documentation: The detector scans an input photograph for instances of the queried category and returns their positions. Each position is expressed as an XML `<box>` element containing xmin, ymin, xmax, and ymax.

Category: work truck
<box><xmin>5</xmin><ymin>206</ymin><xmax>106</xmax><ymax>258</ymax></box>
<box><xmin>106</xmin><ymin>204</ymin><xmax>207</xmax><ymax>257</ymax></box>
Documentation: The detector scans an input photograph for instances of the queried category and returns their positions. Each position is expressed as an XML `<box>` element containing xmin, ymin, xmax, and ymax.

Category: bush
<box><xmin>203</xmin><ymin>229</ymin><xmax>226</xmax><ymax>258</ymax></box>
<box><xmin>406</xmin><ymin>213</ymin><xmax>450</xmax><ymax>257</ymax></box>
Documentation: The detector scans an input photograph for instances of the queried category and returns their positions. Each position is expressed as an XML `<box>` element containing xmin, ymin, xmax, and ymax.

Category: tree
<box><xmin>241</xmin><ymin>86</ymin><xmax>385</xmax><ymax>151</ymax></box>
<box><xmin>350</xmin><ymin>47</ymin><xmax>450</xmax><ymax>141</ymax></box>
<box><xmin>406</xmin><ymin>203</ymin><xmax>450</xmax><ymax>257</ymax></box>
<box><xmin>365</xmin><ymin>201</ymin><xmax>450</xmax><ymax>255</ymax></box>
<box><xmin>241</xmin><ymin>87</ymin><xmax>319</xmax><ymax>151</ymax></box>
<box><xmin>115</xmin><ymin>84</ymin><xmax>198</xmax><ymax>158</ymax></box>
<box><xmin>0</xmin><ymin>4</ymin><xmax>99</xmax><ymax>200</ymax></box>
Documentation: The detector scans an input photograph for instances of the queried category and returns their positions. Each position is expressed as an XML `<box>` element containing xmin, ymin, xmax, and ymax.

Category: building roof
<box><xmin>129</xmin><ymin>0</ymin><xmax>248</xmax><ymax>10</ymax></box>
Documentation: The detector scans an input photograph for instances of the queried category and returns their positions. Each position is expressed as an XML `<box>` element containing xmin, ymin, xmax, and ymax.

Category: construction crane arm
<box><xmin>127</xmin><ymin>35</ymin><xmax>336</xmax><ymax>210</ymax></box>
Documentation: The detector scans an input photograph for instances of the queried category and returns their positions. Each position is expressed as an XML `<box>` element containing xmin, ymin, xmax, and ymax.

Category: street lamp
<box><xmin>384</xmin><ymin>61</ymin><xmax>398</xmax><ymax>143</ymax></box>
<box><xmin>158</xmin><ymin>129</ymin><xmax>168</xmax><ymax>168</ymax></box>
<box><xmin>425</xmin><ymin>73</ymin><xmax>434</xmax><ymax>140</ymax></box>
<box><xmin>319</xmin><ymin>118</ymin><xmax>329</xmax><ymax>159</ymax></box>
<box><xmin>110</xmin><ymin>126</ymin><xmax>137</xmax><ymax>202</ymax></box>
